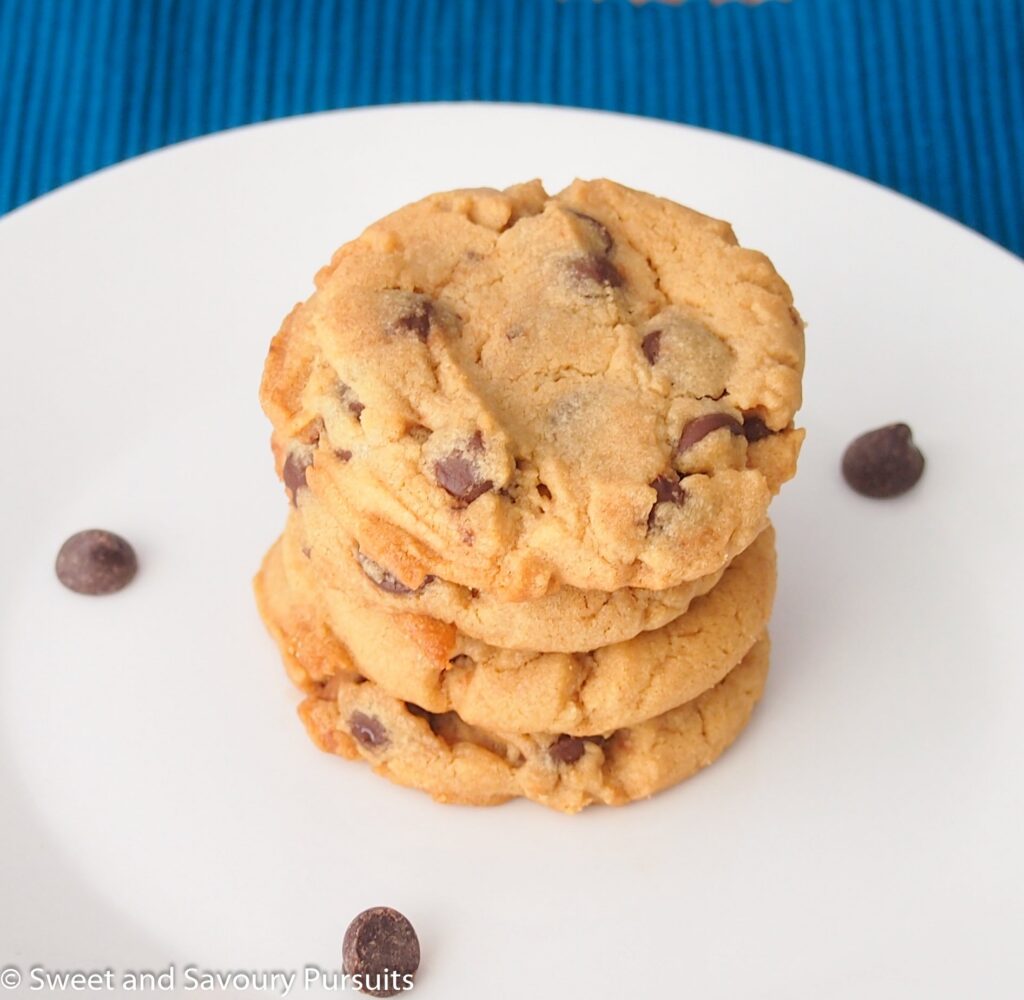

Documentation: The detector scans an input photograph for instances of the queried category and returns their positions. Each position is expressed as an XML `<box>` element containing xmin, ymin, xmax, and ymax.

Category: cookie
<box><xmin>298</xmin><ymin>635</ymin><xmax>770</xmax><ymax>813</ymax></box>
<box><xmin>297</xmin><ymin>500</ymin><xmax>726</xmax><ymax>651</ymax></box>
<box><xmin>261</xmin><ymin>179</ymin><xmax>804</xmax><ymax>600</ymax></box>
<box><xmin>257</xmin><ymin>519</ymin><xmax>776</xmax><ymax>735</ymax></box>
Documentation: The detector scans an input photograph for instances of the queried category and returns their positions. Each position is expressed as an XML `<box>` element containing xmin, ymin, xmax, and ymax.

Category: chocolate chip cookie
<box><xmin>261</xmin><ymin>179</ymin><xmax>804</xmax><ymax>600</ymax></box>
<box><xmin>298</xmin><ymin>636</ymin><xmax>770</xmax><ymax>813</ymax></box>
<box><xmin>297</xmin><ymin>500</ymin><xmax>727</xmax><ymax>652</ymax></box>
<box><xmin>257</xmin><ymin>517</ymin><xmax>775</xmax><ymax>735</ymax></box>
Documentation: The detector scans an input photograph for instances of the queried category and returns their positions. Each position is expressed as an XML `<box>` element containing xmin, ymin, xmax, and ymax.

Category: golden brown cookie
<box><xmin>256</xmin><ymin>519</ymin><xmax>775</xmax><ymax>735</ymax></box>
<box><xmin>261</xmin><ymin>179</ymin><xmax>804</xmax><ymax>600</ymax></box>
<box><xmin>298</xmin><ymin>500</ymin><xmax>727</xmax><ymax>652</ymax></box>
<box><xmin>297</xmin><ymin>635</ymin><xmax>770</xmax><ymax>814</ymax></box>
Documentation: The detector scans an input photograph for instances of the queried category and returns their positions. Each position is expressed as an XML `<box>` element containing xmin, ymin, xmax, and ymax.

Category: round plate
<box><xmin>1</xmin><ymin>105</ymin><xmax>1020</xmax><ymax>998</ymax></box>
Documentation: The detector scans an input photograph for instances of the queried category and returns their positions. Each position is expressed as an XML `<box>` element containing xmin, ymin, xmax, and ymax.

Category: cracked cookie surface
<box><xmin>261</xmin><ymin>179</ymin><xmax>804</xmax><ymax>600</ymax></box>
<box><xmin>257</xmin><ymin>517</ymin><xmax>775</xmax><ymax>735</ymax></box>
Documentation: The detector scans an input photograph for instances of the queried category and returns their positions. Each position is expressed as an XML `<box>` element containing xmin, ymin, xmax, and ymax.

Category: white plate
<box><xmin>1</xmin><ymin>105</ymin><xmax>1021</xmax><ymax>999</ymax></box>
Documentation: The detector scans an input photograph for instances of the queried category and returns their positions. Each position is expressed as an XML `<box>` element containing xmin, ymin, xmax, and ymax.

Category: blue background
<box><xmin>1</xmin><ymin>0</ymin><xmax>1021</xmax><ymax>256</ymax></box>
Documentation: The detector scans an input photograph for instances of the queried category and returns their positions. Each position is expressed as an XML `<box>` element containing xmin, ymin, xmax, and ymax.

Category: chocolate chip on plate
<box><xmin>343</xmin><ymin>907</ymin><xmax>420</xmax><ymax>998</ymax></box>
<box><xmin>55</xmin><ymin>529</ymin><xmax>138</xmax><ymax>595</ymax></box>
<box><xmin>842</xmin><ymin>423</ymin><xmax>925</xmax><ymax>498</ymax></box>
<box><xmin>349</xmin><ymin>711</ymin><xmax>389</xmax><ymax>750</ymax></box>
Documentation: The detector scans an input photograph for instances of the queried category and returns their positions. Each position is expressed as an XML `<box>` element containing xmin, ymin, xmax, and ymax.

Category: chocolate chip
<box><xmin>647</xmin><ymin>474</ymin><xmax>687</xmax><ymax>529</ymax></box>
<box><xmin>536</xmin><ymin>483</ymin><xmax>552</xmax><ymax>500</ymax></box>
<box><xmin>842</xmin><ymin>423</ymin><xmax>925</xmax><ymax>498</ymax></box>
<box><xmin>392</xmin><ymin>295</ymin><xmax>434</xmax><ymax>341</ymax></box>
<box><xmin>349</xmin><ymin>711</ymin><xmax>389</xmax><ymax>750</ymax></box>
<box><xmin>650</xmin><ymin>475</ymin><xmax>685</xmax><ymax>506</ymax></box>
<box><xmin>338</xmin><ymin>382</ymin><xmax>365</xmax><ymax>420</ymax></box>
<box><xmin>434</xmin><ymin>433</ymin><xmax>493</xmax><ymax>504</ymax></box>
<box><xmin>641</xmin><ymin>330</ymin><xmax>662</xmax><ymax>364</ymax></box>
<box><xmin>568</xmin><ymin>209</ymin><xmax>614</xmax><ymax>253</ymax></box>
<box><xmin>568</xmin><ymin>253</ymin><xmax>622</xmax><ymax>290</ymax></box>
<box><xmin>676</xmin><ymin>413</ymin><xmax>743</xmax><ymax>454</ymax></box>
<box><xmin>336</xmin><ymin>449</ymin><xmax>353</xmax><ymax>462</ymax></box>
<box><xmin>549</xmin><ymin>735</ymin><xmax>586</xmax><ymax>764</ymax></box>
<box><xmin>742</xmin><ymin>414</ymin><xmax>772</xmax><ymax>442</ymax></box>
<box><xmin>355</xmin><ymin>551</ymin><xmax>425</xmax><ymax>596</ymax></box>
<box><xmin>55</xmin><ymin>530</ymin><xmax>138</xmax><ymax>595</ymax></box>
<box><xmin>283</xmin><ymin>450</ymin><xmax>314</xmax><ymax>505</ymax></box>
<box><xmin>343</xmin><ymin>907</ymin><xmax>420</xmax><ymax>998</ymax></box>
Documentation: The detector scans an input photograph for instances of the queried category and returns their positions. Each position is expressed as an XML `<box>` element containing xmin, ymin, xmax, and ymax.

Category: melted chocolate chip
<box><xmin>434</xmin><ymin>433</ymin><xmax>493</xmax><ymax>504</ymax></box>
<box><xmin>641</xmin><ymin>330</ymin><xmax>662</xmax><ymax>364</ymax></box>
<box><xmin>842</xmin><ymin>423</ymin><xmax>925</xmax><ymax>498</ymax></box>
<box><xmin>392</xmin><ymin>296</ymin><xmax>434</xmax><ymax>341</ymax></box>
<box><xmin>647</xmin><ymin>474</ymin><xmax>687</xmax><ymax>529</ymax></box>
<box><xmin>282</xmin><ymin>450</ymin><xmax>314</xmax><ymax>505</ymax></box>
<box><xmin>355</xmin><ymin>551</ymin><xmax>426</xmax><ymax>596</ymax></box>
<box><xmin>349</xmin><ymin>711</ymin><xmax>389</xmax><ymax>750</ymax></box>
<box><xmin>55</xmin><ymin>530</ymin><xmax>138</xmax><ymax>595</ymax></box>
<box><xmin>536</xmin><ymin>483</ymin><xmax>552</xmax><ymax>500</ymax></box>
<box><xmin>337</xmin><ymin>380</ymin><xmax>365</xmax><ymax>420</ymax></box>
<box><xmin>568</xmin><ymin>209</ymin><xmax>614</xmax><ymax>253</ymax></box>
<box><xmin>677</xmin><ymin>413</ymin><xmax>743</xmax><ymax>454</ymax></box>
<box><xmin>568</xmin><ymin>253</ymin><xmax>623</xmax><ymax>290</ymax></box>
<box><xmin>549</xmin><ymin>735</ymin><xmax>586</xmax><ymax>765</ymax></box>
<box><xmin>336</xmin><ymin>449</ymin><xmax>353</xmax><ymax>462</ymax></box>
<box><xmin>742</xmin><ymin>414</ymin><xmax>772</xmax><ymax>442</ymax></box>
<box><xmin>650</xmin><ymin>475</ymin><xmax>685</xmax><ymax>506</ymax></box>
<box><xmin>343</xmin><ymin>907</ymin><xmax>420</xmax><ymax>998</ymax></box>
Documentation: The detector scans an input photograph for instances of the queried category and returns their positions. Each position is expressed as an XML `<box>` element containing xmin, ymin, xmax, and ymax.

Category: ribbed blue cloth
<box><xmin>1</xmin><ymin>0</ymin><xmax>1021</xmax><ymax>256</ymax></box>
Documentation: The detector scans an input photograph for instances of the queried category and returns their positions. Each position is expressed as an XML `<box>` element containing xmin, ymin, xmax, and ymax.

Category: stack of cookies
<box><xmin>255</xmin><ymin>179</ymin><xmax>804</xmax><ymax>813</ymax></box>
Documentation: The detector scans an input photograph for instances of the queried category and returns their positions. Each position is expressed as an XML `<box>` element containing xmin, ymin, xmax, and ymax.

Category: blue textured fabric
<box><xmin>0</xmin><ymin>0</ymin><xmax>1021</xmax><ymax>255</ymax></box>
